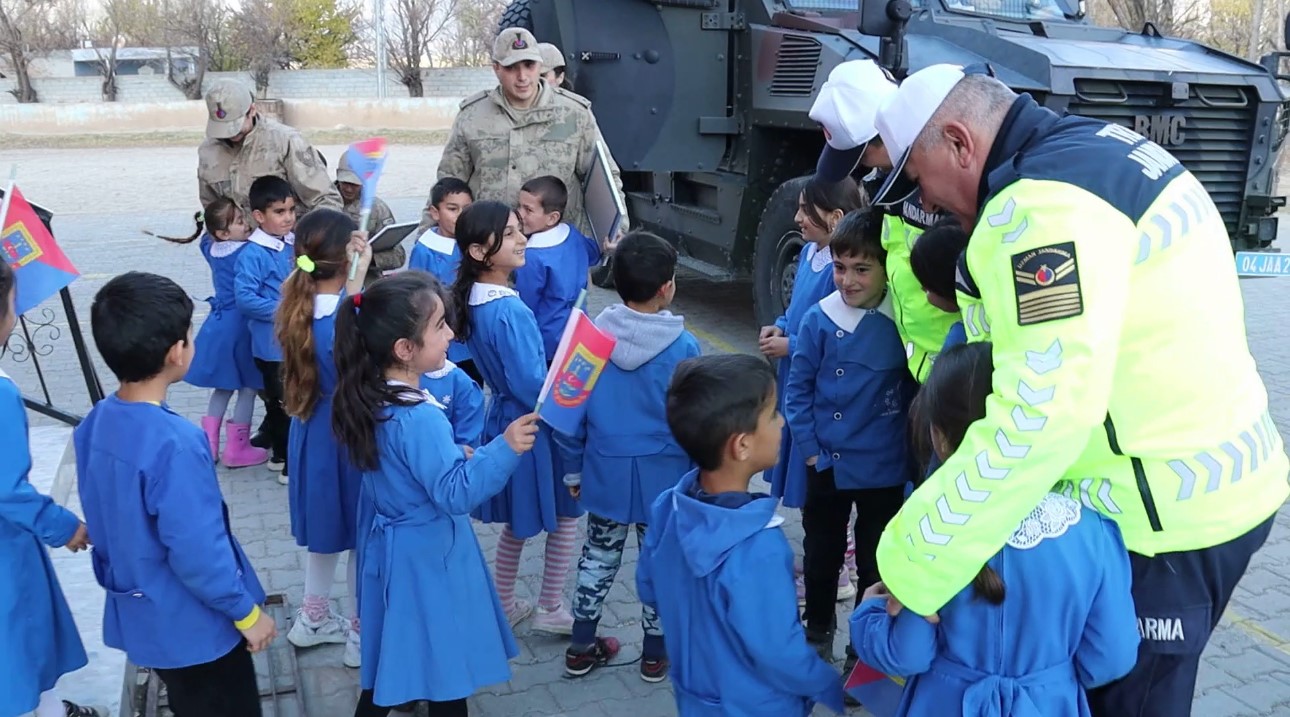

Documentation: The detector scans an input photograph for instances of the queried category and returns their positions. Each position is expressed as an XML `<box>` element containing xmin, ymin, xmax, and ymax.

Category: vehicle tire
<box><xmin>497</xmin><ymin>0</ymin><xmax>534</xmax><ymax>34</ymax></box>
<box><xmin>752</xmin><ymin>176</ymin><xmax>810</xmax><ymax>328</ymax></box>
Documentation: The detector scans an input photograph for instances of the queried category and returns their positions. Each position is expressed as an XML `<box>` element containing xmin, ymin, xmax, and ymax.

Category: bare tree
<box><xmin>387</xmin><ymin>0</ymin><xmax>455</xmax><ymax>96</ymax></box>
<box><xmin>162</xmin><ymin>0</ymin><xmax>229</xmax><ymax>98</ymax></box>
<box><xmin>437</xmin><ymin>0</ymin><xmax>504</xmax><ymax>67</ymax></box>
<box><xmin>231</xmin><ymin>0</ymin><xmax>291</xmax><ymax>96</ymax></box>
<box><xmin>0</xmin><ymin>0</ymin><xmax>77</xmax><ymax>102</ymax></box>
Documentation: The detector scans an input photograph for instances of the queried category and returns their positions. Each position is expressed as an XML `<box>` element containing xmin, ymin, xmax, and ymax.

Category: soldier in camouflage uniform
<box><xmin>198</xmin><ymin>79</ymin><xmax>342</xmax><ymax>225</ymax></box>
<box><xmin>433</xmin><ymin>27</ymin><xmax>626</xmax><ymax>239</ymax></box>
<box><xmin>335</xmin><ymin>152</ymin><xmax>405</xmax><ymax>287</ymax></box>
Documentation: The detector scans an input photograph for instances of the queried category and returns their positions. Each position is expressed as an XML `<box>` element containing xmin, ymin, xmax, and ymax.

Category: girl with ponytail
<box><xmin>450</xmin><ymin>200</ymin><xmax>583</xmax><ymax>634</ymax></box>
<box><xmin>273</xmin><ymin>208</ymin><xmax>372</xmax><ymax>667</ymax></box>
<box><xmin>330</xmin><ymin>271</ymin><xmax>538</xmax><ymax>717</ymax></box>
<box><xmin>153</xmin><ymin>197</ymin><xmax>268</xmax><ymax>469</ymax></box>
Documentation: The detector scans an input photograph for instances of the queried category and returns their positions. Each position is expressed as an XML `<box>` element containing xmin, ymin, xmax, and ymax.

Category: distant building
<box><xmin>28</xmin><ymin>47</ymin><xmax>199</xmax><ymax>78</ymax></box>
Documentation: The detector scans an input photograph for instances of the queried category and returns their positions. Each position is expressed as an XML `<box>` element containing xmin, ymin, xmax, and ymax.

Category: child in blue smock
<box><xmin>275</xmin><ymin>209</ymin><xmax>373</xmax><ymax>668</ymax></box>
<box><xmin>514</xmin><ymin>175</ymin><xmax>604</xmax><ymax>363</ymax></box>
<box><xmin>448</xmin><ymin>200</ymin><xmax>584</xmax><ymax>635</ymax></box>
<box><xmin>233</xmin><ymin>175</ymin><xmax>298</xmax><ymax>479</ymax></box>
<box><xmin>557</xmin><ymin>231</ymin><xmax>701</xmax><ymax>683</ymax></box>
<box><xmin>420</xmin><ymin>360</ymin><xmax>485</xmax><ymax>448</ymax></box>
<box><xmin>153</xmin><ymin>198</ymin><xmax>269</xmax><ymax>469</ymax></box>
<box><xmin>330</xmin><ymin>271</ymin><xmax>540</xmax><ymax>717</ymax></box>
<box><xmin>0</xmin><ymin>261</ymin><xmax>101</xmax><ymax>717</ymax></box>
<box><xmin>785</xmin><ymin>208</ymin><xmax>916</xmax><ymax>663</ymax></box>
<box><xmin>908</xmin><ymin>218</ymin><xmax>970</xmax><ymax>355</ymax></box>
<box><xmin>850</xmin><ymin>342</ymin><xmax>1139</xmax><ymax>717</ymax></box>
<box><xmin>758</xmin><ymin>174</ymin><xmax>867</xmax><ymax>602</ymax></box>
<box><xmin>410</xmin><ymin>177</ymin><xmax>481</xmax><ymax>386</ymax></box>
<box><xmin>637</xmin><ymin>354</ymin><xmax>845</xmax><ymax>717</ymax></box>
<box><xmin>77</xmin><ymin>271</ymin><xmax>276</xmax><ymax>717</ymax></box>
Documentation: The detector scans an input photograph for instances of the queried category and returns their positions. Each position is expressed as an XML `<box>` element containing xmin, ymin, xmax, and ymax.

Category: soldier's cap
<box><xmin>811</xmin><ymin>60</ymin><xmax>897</xmax><ymax>183</ymax></box>
<box><xmin>538</xmin><ymin>42</ymin><xmax>565</xmax><ymax>71</ymax></box>
<box><xmin>204</xmin><ymin>79</ymin><xmax>254</xmax><ymax>140</ymax></box>
<box><xmin>335</xmin><ymin>152</ymin><xmax>360</xmax><ymax>185</ymax></box>
<box><xmin>494</xmin><ymin>28</ymin><xmax>543</xmax><ymax>67</ymax></box>
<box><xmin>872</xmin><ymin>62</ymin><xmax>995</xmax><ymax>208</ymax></box>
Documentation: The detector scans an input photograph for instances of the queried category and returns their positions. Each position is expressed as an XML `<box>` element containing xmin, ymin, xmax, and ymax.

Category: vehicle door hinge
<box><xmin>579</xmin><ymin>51</ymin><xmax>621</xmax><ymax>63</ymax></box>
<box><xmin>701</xmin><ymin>12</ymin><xmax>746</xmax><ymax>30</ymax></box>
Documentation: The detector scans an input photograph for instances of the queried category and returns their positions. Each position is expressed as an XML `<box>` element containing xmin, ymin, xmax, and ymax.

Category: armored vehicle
<box><xmin>501</xmin><ymin>0</ymin><xmax>1290</xmax><ymax>325</ymax></box>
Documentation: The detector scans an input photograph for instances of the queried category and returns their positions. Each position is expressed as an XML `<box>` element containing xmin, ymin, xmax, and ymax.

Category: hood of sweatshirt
<box><xmin>658</xmin><ymin>469</ymin><xmax>784</xmax><ymax>578</ymax></box>
<box><xmin>594</xmin><ymin>304</ymin><xmax>686</xmax><ymax>371</ymax></box>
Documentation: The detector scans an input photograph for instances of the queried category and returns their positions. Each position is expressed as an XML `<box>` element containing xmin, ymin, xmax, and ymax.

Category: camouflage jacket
<box><xmin>341</xmin><ymin>194</ymin><xmax>405</xmax><ymax>282</ymax></box>
<box><xmin>197</xmin><ymin>117</ymin><xmax>342</xmax><ymax>225</ymax></box>
<box><xmin>433</xmin><ymin>82</ymin><xmax>625</xmax><ymax>238</ymax></box>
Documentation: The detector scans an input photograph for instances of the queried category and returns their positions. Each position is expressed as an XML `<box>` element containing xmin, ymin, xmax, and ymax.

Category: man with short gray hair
<box><xmin>870</xmin><ymin>63</ymin><xmax>1288</xmax><ymax>717</ymax></box>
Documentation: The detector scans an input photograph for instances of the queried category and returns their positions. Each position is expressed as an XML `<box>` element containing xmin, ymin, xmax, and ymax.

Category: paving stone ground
<box><xmin>7</xmin><ymin>144</ymin><xmax>1290</xmax><ymax>717</ymax></box>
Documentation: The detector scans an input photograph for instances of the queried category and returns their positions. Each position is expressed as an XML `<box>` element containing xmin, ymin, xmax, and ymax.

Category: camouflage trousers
<box><xmin>573</xmin><ymin>513</ymin><xmax>663</xmax><ymax>637</ymax></box>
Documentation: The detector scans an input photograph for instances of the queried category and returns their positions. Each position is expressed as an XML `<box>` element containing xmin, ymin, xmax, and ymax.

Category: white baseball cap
<box><xmin>811</xmin><ymin>60</ymin><xmax>899</xmax><ymax>182</ymax></box>
<box><xmin>873</xmin><ymin>63</ymin><xmax>992</xmax><ymax>206</ymax></box>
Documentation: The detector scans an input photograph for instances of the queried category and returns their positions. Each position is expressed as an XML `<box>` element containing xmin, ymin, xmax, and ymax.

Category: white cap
<box><xmin>872</xmin><ymin>63</ymin><xmax>968</xmax><ymax>206</ymax></box>
<box><xmin>810</xmin><ymin>60</ymin><xmax>898</xmax><ymax>182</ymax></box>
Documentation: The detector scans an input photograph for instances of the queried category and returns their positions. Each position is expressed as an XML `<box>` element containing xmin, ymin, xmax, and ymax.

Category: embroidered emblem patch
<box><xmin>214</xmin><ymin>102</ymin><xmax>226</xmax><ymax>119</ymax></box>
<box><xmin>1012</xmin><ymin>241</ymin><xmax>1082</xmax><ymax>325</ymax></box>
<box><xmin>511</xmin><ymin>35</ymin><xmax>528</xmax><ymax>50</ymax></box>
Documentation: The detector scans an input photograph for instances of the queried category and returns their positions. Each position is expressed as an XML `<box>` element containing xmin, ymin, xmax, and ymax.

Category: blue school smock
<box><xmin>768</xmin><ymin>243</ymin><xmax>837</xmax><ymax>508</ymax></box>
<box><xmin>464</xmin><ymin>283</ymin><xmax>582</xmax><ymax>538</ymax></box>
<box><xmin>74</xmin><ymin>395</ymin><xmax>266</xmax><ymax>669</ymax></box>
<box><xmin>186</xmin><ymin>235</ymin><xmax>263</xmax><ymax>391</ymax></box>
<box><xmin>637</xmin><ymin>469</ymin><xmax>845</xmax><ymax>717</ymax></box>
<box><xmin>420</xmin><ymin>361</ymin><xmax>485</xmax><ymax>448</ymax></box>
<box><xmin>850</xmin><ymin>493</ymin><xmax>1139</xmax><ymax>717</ymax></box>
<box><xmin>233</xmin><ymin>229</ymin><xmax>294</xmax><ymax>362</ymax></box>
<box><xmin>0</xmin><ymin>370</ymin><xmax>88</xmax><ymax>717</ymax></box>
<box><xmin>408</xmin><ymin>228</ymin><xmax>471</xmax><ymax>364</ymax></box>
<box><xmin>559</xmin><ymin>304</ymin><xmax>700</xmax><ymax>525</ymax></box>
<box><xmin>512</xmin><ymin>223</ymin><xmax>601</xmax><ymax>362</ymax></box>
<box><xmin>784</xmin><ymin>292</ymin><xmax>914</xmax><ymax>490</ymax></box>
<box><xmin>287</xmin><ymin>294</ymin><xmax>363</xmax><ymax>554</ymax></box>
<box><xmin>941</xmin><ymin>320</ymin><xmax>966</xmax><ymax>353</ymax></box>
<box><xmin>357</xmin><ymin>389</ymin><xmax>520</xmax><ymax>705</ymax></box>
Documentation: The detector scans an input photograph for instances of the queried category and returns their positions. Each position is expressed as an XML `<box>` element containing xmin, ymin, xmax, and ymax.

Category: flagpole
<box><xmin>534</xmin><ymin>288</ymin><xmax>590</xmax><ymax>415</ymax></box>
<box><xmin>0</xmin><ymin>166</ymin><xmax>18</xmax><ymax>237</ymax></box>
<box><xmin>348</xmin><ymin>205</ymin><xmax>371</xmax><ymax>281</ymax></box>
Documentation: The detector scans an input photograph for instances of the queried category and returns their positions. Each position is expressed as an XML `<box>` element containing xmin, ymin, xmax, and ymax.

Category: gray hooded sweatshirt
<box><xmin>595</xmin><ymin>304</ymin><xmax>687</xmax><ymax>371</ymax></box>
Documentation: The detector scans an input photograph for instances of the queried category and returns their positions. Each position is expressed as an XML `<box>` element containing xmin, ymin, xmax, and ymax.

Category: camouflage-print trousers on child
<box><xmin>573</xmin><ymin>513</ymin><xmax>663</xmax><ymax>637</ymax></box>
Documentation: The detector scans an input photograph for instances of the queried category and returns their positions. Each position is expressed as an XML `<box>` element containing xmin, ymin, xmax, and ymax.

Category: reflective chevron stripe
<box><xmin>956</xmin><ymin>472</ymin><xmax>990</xmax><ymax>502</ymax></box>
<box><xmin>1167</xmin><ymin>412</ymin><xmax>1278</xmax><ymax>502</ymax></box>
<box><xmin>1025</xmin><ymin>339</ymin><xmax>1062</xmax><ymax>375</ymax></box>
<box><xmin>1018</xmin><ymin>380</ymin><xmax>1054</xmax><ymax>407</ymax></box>
<box><xmin>1011</xmin><ymin>405</ymin><xmax>1047</xmax><ymax>432</ymax></box>
<box><xmin>995</xmin><ymin>429</ymin><xmax>1030</xmax><ymax>459</ymax></box>
<box><xmin>919</xmin><ymin>516</ymin><xmax>951</xmax><ymax>546</ymax></box>
<box><xmin>1001</xmin><ymin>217</ymin><xmax>1029</xmax><ymax>244</ymax></box>
<box><xmin>936</xmin><ymin>495</ymin><xmax>969</xmax><ymax>526</ymax></box>
<box><xmin>987</xmin><ymin>197</ymin><xmax>1016</xmax><ymax>227</ymax></box>
<box><xmin>976</xmin><ymin>451</ymin><xmax>1009</xmax><ymax>480</ymax></box>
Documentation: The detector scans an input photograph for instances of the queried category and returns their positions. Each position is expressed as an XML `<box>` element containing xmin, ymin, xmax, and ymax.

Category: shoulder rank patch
<box><xmin>459</xmin><ymin>89</ymin><xmax>489</xmax><ymax>110</ymax></box>
<box><xmin>1011</xmin><ymin>241</ymin><xmax>1083</xmax><ymax>326</ymax></box>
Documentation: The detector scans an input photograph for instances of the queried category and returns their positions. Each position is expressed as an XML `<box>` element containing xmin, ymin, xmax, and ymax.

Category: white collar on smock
<box><xmin>468</xmin><ymin>282</ymin><xmax>517</xmax><ymax>306</ymax></box>
<box><xmin>526</xmin><ymin>223</ymin><xmax>571</xmax><ymax>249</ymax></box>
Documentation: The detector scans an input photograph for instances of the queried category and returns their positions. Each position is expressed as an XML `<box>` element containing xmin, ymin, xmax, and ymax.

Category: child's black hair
<box><xmin>830</xmin><ymin>207</ymin><xmax>886</xmax><ymax>263</ymax></box>
<box><xmin>149</xmin><ymin>197</ymin><xmax>240</xmax><ymax>244</ymax></box>
<box><xmin>520</xmin><ymin>175</ymin><xmax>568</xmax><ymax>219</ymax></box>
<box><xmin>800</xmin><ymin>174</ymin><xmax>866</xmax><ymax>230</ymax></box>
<box><xmin>612</xmin><ymin>231</ymin><xmax>677</xmax><ymax>304</ymax></box>
<box><xmin>90</xmin><ymin>271</ymin><xmax>193</xmax><ymax>384</ymax></box>
<box><xmin>910</xmin><ymin>218</ymin><xmax>970</xmax><ymax>305</ymax></box>
<box><xmin>667</xmin><ymin>354</ymin><xmax>776</xmax><ymax>472</ymax></box>
<box><xmin>915</xmin><ymin>341</ymin><xmax>1004</xmax><ymax>604</ymax></box>
<box><xmin>449</xmin><ymin>200</ymin><xmax>518</xmax><ymax>343</ymax></box>
<box><xmin>431</xmin><ymin>177</ymin><xmax>473</xmax><ymax>207</ymax></box>
<box><xmin>249</xmin><ymin>175</ymin><xmax>294</xmax><ymax>213</ymax></box>
<box><xmin>0</xmin><ymin>259</ymin><xmax>14</xmax><ymax>326</ymax></box>
<box><xmin>332</xmin><ymin>271</ymin><xmax>449</xmax><ymax>470</ymax></box>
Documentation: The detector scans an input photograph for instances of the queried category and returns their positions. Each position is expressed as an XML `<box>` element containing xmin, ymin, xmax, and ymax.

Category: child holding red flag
<box><xmin>849</xmin><ymin>342</ymin><xmax>1138</xmax><ymax>716</ymax></box>
<box><xmin>556</xmin><ymin>231</ymin><xmax>700</xmax><ymax>682</ymax></box>
<box><xmin>448</xmin><ymin>200</ymin><xmax>583</xmax><ymax>634</ymax></box>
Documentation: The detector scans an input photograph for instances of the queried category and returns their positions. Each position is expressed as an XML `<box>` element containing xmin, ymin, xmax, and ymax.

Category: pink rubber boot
<box><xmin>222</xmin><ymin>422</ymin><xmax>269</xmax><ymax>468</ymax></box>
<box><xmin>200</xmin><ymin>416</ymin><xmax>222</xmax><ymax>463</ymax></box>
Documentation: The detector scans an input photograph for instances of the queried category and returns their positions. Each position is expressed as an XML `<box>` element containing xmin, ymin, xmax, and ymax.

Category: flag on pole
<box><xmin>843</xmin><ymin>659</ymin><xmax>906</xmax><ymax>717</ymax></box>
<box><xmin>1</xmin><ymin>185</ymin><xmax>79</xmax><ymax>316</ymax></box>
<box><xmin>344</xmin><ymin>137</ymin><xmax>388</xmax><ymax>217</ymax></box>
<box><xmin>536</xmin><ymin>307</ymin><xmax>616</xmax><ymax>436</ymax></box>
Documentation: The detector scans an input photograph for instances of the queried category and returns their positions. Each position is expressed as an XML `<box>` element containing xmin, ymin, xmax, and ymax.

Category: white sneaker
<box><xmin>287</xmin><ymin>609</ymin><xmax>348</xmax><ymax>648</ymax></box>
<box><xmin>343</xmin><ymin>628</ymin><xmax>361</xmax><ymax>668</ymax></box>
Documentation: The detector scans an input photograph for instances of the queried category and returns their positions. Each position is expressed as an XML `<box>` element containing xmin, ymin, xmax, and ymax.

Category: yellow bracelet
<box><xmin>233</xmin><ymin>605</ymin><xmax>262</xmax><ymax>631</ymax></box>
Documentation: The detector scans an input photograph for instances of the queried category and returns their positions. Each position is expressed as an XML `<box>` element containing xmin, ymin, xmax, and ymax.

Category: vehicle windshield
<box><xmin>929</xmin><ymin>0</ymin><xmax>1073</xmax><ymax>21</ymax></box>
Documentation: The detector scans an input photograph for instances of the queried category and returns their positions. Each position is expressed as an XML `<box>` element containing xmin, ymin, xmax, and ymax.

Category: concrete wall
<box><xmin>0</xmin><ymin>96</ymin><xmax>469</xmax><ymax>135</ymax></box>
<box><xmin>0</xmin><ymin>67</ymin><xmax>495</xmax><ymax>105</ymax></box>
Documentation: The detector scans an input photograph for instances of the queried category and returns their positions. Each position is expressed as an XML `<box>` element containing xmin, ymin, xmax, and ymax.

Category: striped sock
<box><xmin>494</xmin><ymin>525</ymin><xmax>525</xmax><ymax>613</ymax></box>
<box><xmin>539</xmin><ymin>517</ymin><xmax>580</xmax><ymax>611</ymax></box>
